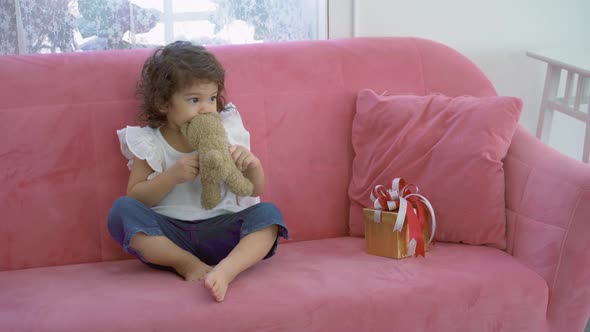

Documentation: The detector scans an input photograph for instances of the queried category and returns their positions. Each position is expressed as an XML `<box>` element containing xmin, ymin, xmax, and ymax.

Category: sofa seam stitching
<box><xmin>0</xmin><ymin>98</ymin><xmax>140</xmax><ymax>112</ymax></box>
<box><xmin>257</xmin><ymin>44</ymin><xmax>273</xmax><ymax>203</ymax></box>
<box><xmin>409</xmin><ymin>37</ymin><xmax>427</xmax><ymax>95</ymax></box>
<box><xmin>507</xmin><ymin>209</ymin><xmax>569</xmax><ymax>233</ymax></box>
<box><xmin>506</xmin><ymin>153</ymin><xmax>586</xmax><ymax>227</ymax></box>
<box><xmin>507</xmin><ymin>152</ymin><xmax>590</xmax><ymax>191</ymax></box>
<box><xmin>91</xmin><ymin>108</ymin><xmax>105</xmax><ymax>262</ymax></box>
<box><xmin>510</xmin><ymin>157</ymin><xmax>533</xmax><ymax>255</ymax></box>
<box><xmin>548</xmin><ymin>191</ymin><xmax>583</xmax><ymax>304</ymax></box>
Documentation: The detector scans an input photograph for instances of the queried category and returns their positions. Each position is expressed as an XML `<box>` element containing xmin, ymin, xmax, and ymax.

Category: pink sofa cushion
<box><xmin>0</xmin><ymin>238</ymin><xmax>548</xmax><ymax>332</ymax></box>
<box><xmin>348</xmin><ymin>89</ymin><xmax>522</xmax><ymax>248</ymax></box>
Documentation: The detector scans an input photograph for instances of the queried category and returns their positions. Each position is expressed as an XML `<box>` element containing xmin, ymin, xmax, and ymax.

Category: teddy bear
<box><xmin>181</xmin><ymin>112</ymin><xmax>254</xmax><ymax>209</ymax></box>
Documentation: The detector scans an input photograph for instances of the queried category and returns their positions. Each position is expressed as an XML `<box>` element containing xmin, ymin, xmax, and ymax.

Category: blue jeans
<box><xmin>107</xmin><ymin>196</ymin><xmax>289</xmax><ymax>270</ymax></box>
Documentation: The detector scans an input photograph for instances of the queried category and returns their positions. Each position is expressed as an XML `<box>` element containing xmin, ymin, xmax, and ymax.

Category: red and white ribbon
<box><xmin>369</xmin><ymin>178</ymin><xmax>436</xmax><ymax>257</ymax></box>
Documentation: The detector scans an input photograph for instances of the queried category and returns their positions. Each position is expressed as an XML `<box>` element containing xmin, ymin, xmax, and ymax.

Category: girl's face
<box><xmin>163</xmin><ymin>81</ymin><xmax>218</xmax><ymax>130</ymax></box>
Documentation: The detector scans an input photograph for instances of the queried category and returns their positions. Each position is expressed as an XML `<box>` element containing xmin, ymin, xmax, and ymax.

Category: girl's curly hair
<box><xmin>136</xmin><ymin>41</ymin><xmax>226</xmax><ymax>128</ymax></box>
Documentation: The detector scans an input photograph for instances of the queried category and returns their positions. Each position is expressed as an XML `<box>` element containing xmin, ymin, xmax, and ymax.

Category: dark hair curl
<box><xmin>136</xmin><ymin>41</ymin><xmax>226</xmax><ymax>128</ymax></box>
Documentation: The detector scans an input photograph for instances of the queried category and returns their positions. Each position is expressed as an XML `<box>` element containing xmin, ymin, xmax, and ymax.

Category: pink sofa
<box><xmin>1</xmin><ymin>37</ymin><xmax>589</xmax><ymax>332</ymax></box>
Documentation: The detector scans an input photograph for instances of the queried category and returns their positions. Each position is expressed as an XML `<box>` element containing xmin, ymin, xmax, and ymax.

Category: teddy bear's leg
<box><xmin>200</xmin><ymin>150</ymin><xmax>228</xmax><ymax>209</ymax></box>
<box><xmin>224</xmin><ymin>168</ymin><xmax>254</xmax><ymax>197</ymax></box>
<box><xmin>201</xmin><ymin>180</ymin><xmax>223</xmax><ymax>209</ymax></box>
<box><xmin>201</xmin><ymin>150</ymin><xmax>225</xmax><ymax>180</ymax></box>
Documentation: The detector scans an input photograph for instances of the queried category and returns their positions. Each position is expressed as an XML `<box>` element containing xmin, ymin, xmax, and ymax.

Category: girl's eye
<box><xmin>210</xmin><ymin>96</ymin><xmax>217</xmax><ymax>102</ymax></box>
<box><xmin>190</xmin><ymin>98</ymin><xmax>199</xmax><ymax>103</ymax></box>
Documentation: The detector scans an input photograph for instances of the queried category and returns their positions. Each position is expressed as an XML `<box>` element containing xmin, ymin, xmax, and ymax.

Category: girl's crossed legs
<box><xmin>107</xmin><ymin>196</ymin><xmax>289</xmax><ymax>302</ymax></box>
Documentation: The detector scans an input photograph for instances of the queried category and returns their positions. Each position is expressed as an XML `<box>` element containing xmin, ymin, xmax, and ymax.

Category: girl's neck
<box><xmin>162</xmin><ymin>122</ymin><xmax>181</xmax><ymax>132</ymax></box>
<box><xmin>160</xmin><ymin>124</ymin><xmax>194</xmax><ymax>153</ymax></box>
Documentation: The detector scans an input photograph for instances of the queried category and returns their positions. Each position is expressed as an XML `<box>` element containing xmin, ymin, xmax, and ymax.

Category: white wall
<box><xmin>329</xmin><ymin>0</ymin><xmax>590</xmax><ymax>161</ymax></box>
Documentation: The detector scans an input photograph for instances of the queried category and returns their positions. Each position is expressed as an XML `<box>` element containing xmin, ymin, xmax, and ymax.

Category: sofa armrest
<box><xmin>504</xmin><ymin>126</ymin><xmax>590</xmax><ymax>332</ymax></box>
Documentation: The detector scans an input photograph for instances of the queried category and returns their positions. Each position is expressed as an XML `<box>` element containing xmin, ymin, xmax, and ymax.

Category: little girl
<box><xmin>107</xmin><ymin>41</ymin><xmax>289</xmax><ymax>302</ymax></box>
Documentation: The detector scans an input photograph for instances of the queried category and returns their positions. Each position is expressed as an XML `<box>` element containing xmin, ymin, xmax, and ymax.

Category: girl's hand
<box><xmin>229</xmin><ymin>145</ymin><xmax>260</xmax><ymax>172</ymax></box>
<box><xmin>166</xmin><ymin>154</ymin><xmax>199</xmax><ymax>184</ymax></box>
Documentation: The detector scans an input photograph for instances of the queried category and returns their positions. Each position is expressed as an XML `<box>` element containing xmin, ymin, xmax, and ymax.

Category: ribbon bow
<box><xmin>369</xmin><ymin>178</ymin><xmax>436</xmax><ymax>257</ymax></box>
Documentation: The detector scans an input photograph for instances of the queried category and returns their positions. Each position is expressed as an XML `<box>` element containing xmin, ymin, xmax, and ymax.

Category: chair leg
<box><xmin>582</xmin><ymin>77</ymin><xmax>590</xmax><ymax>163</ymax></box>
<box><xmin>584</xmin><ymin>121</ymin><xmax>590</xmax><ymax>163</ymax></box>
<box><xmin>536</xmin><ymin>64</ymin><xmax>561</xmax><ymax>143</ymax></box>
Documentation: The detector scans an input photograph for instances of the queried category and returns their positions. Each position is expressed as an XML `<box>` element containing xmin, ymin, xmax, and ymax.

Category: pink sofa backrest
<box><xmin>0</xmin><ymin>38</ymin><xmax>496</xmax><ymax>271</ymax></box>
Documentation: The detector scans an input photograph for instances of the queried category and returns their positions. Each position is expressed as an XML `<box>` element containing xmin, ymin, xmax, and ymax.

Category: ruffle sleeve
<box><xmin>221</xmin><ymin>103</ymin><xmax>261</xmax><ymax>205</ymax></box>
<box><xmin>116</xmin><ymin>126</ymin><xmax>165</xmax><ymax>180</ymax></box>
<box><xmin>221</xmin><ymin>103</ymin><xmax>251</xmax><ymax>150</ymax></box>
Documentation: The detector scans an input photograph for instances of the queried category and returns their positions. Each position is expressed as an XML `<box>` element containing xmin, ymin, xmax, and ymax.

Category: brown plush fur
<box><xmin>181</xmin><ymin>113</ymin><xmax>254</xmax><ymax>209</ymax></box>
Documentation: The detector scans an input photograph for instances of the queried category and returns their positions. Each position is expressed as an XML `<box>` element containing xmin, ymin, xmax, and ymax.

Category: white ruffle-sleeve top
<box><xmin>116</xmin><ymin>103</ymin><xmax>260</xmax><ymax>221</ymax></box>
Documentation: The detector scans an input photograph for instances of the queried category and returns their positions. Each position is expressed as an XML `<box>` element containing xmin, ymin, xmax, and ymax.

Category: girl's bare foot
<box><xmin>204</xmin><ymin>265</ymin><xmax>236</xmax><ymax>302</ymax></box>
<box><xmin>175</xmin><ymin>257</ymin><xmax>212</xmax><ymax>281</ymax></box>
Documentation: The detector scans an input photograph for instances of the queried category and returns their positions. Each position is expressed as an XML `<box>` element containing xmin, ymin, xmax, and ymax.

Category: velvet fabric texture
<box><xmin>0</xmin><ymin>238</ymin><xmax>548</xmax><ymax>332</ymax></box>
<box><xmin>1</xmin><ymin>37</ymin><xmax>589</xmax><ymax>331</ymax></box>
<box><xmin>348</xmin><ymin>89</ymin><xmax>522</xmax><ymax>249</ymax></box>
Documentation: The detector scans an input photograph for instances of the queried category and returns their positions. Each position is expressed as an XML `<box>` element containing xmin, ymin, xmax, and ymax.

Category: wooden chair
<box><xmin>527</xmin><ymin>50</ymin><xmax>590</xmax><ymax>163</ymax></box>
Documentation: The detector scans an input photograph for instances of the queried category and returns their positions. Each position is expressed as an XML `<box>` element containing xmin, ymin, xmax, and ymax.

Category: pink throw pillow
<box><xmin>348</xmin><ymin>89</ymin><xmax>522</xmax><ymax>249</ymax></box>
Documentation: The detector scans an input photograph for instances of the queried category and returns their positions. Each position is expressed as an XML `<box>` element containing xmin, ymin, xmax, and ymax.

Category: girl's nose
<box><xmin>199</xmin><ymin>107</ymin><xmax>215</xmax><ymax>114</ymax></box>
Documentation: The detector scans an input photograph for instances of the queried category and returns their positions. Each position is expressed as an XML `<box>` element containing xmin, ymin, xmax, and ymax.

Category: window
<box><xmin>0</xmin><ymin>0</ymin><xmax>327</xmax><ymax>55</ymax></box>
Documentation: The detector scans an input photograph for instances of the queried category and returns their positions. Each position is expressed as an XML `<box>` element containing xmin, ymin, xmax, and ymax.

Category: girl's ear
<box><xmin>160</xmin><ymin>103</ymin><xmax>170</xmax><ymax>114</ymax></box>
